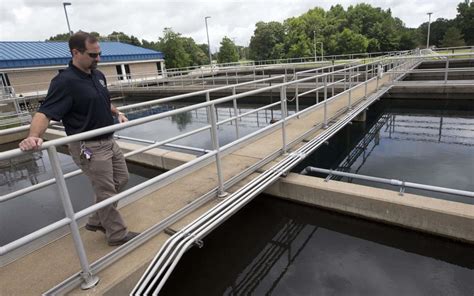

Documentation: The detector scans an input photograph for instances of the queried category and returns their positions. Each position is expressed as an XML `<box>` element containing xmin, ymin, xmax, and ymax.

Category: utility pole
<box><xmin>205</xmin><ymin>16</ymin><xmax>212</xmax><ymax>66</ymax></box>
<box><xmin>426</xmin><ymin>12</ymin><xmax>433</xmax><ymax>49</ymax></box>
<box><xmin>63</xmin><ymin>2</ymin><xmax>72</xmax><ymax>36</ymax></box>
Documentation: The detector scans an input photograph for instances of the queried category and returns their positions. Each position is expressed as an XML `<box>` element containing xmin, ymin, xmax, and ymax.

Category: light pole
<box><xmin>426</xmin><ymin>12</ymin><xmax>433</xmax><ymax>49</ymax></box>
<box><xmin>205</xmin><ymin>16</ymin><xmax>212</xmax><ymax>66</ymax></box>
<box><xmin>63</xmin><ymin>2</ymin><xmax>72</xmax><ymax>36</ymax></box>
<box><xmin>313</xmin><ymin>31</ymin><xmax>317</xmax><ymax>61</ymax></box>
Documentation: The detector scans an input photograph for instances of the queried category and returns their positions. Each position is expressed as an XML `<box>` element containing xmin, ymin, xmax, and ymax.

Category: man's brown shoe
<box><xmin>108</xmin><ymin>231</ymin><xmax>140</xmax><ymax>246</ymax></box>
<box><xmin>85</xmin><ymin>224</ymin><xmax>106</xmax><ymax>233</ymax></box>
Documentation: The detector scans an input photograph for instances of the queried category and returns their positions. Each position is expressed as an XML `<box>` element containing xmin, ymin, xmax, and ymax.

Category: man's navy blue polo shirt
<box><xmin>39</xmin><ymin>61</ymin><xmax>114</xmax><ymax>140</ymax></box>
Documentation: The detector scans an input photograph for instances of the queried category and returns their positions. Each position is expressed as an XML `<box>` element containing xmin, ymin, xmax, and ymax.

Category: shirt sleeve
<box><xmin>101</xmin><ymin>72</ymin><xmax>112</xmax><ymax>99</ymax></box>
<box><xmin>38</xmin><ymin>75</ymin><xmax>73</xmax><ymax>121</ymax></box>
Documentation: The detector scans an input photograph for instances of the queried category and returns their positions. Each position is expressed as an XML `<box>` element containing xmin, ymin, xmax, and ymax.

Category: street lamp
<box><xmin>63</xmin><ymin>2</ymin><xmax>72</xmax><ymax>36</ymax></box>
<box><xmin>205</xmin><ymin>16</ymin><xmax>212</xmax><ymax>66</ymax></box>
<box><xmin>426</xmin><ymin>12</ymin><xmax>433</xmax><ymax>49</ymax></box>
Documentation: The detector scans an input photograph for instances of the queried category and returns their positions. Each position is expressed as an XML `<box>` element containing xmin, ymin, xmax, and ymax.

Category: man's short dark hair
<box><xmin>68</xmin><ymin>31</ymin><xmax>98</xmax><ymax>55</ymax></box>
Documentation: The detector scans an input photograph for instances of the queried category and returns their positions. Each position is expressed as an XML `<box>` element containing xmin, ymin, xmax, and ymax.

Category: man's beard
<box><xmin>89</xmin><ymin>62</ymin><xmax>98</xmax><ymax>70</ymax></box>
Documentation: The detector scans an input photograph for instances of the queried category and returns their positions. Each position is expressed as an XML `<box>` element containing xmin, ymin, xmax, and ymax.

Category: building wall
<box><xmin>4</xmin><ymin>59</ymin><xmax>164</xmax><ymax>95</ymax></box>
<box><xmin>7</xmin><ymin>68</ymin><xmax>60</xmax><ymax>95</ymax></box>
<box><xmin>129</xmin><ymin>62</ymin><xmax>158</xmax><ymax>78</ymax></box>
<box><xmin>99</xmin><ymin>65</ymin><xmax>120</xmax><ymax>82</ymax></box>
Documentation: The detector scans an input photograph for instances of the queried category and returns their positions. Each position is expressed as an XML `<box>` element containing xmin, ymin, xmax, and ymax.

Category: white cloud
<box><xmin>0</xmin><ymin>0</ymin><xmax>461</xmax><ymax>51</ymax></box>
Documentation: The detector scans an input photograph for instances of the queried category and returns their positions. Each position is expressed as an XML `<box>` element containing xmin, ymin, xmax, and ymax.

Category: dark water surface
<box><xmin>160</xmin><ymin>99</ymin><xmax>474</xmax><ymax>295</ymax></box>
<box><xmin>294</xmin><ymin>99</ymin><xmax>474</xmax><ymax>204</ymax></box>
<box><xmin>161</xmin><ymin>196</ymin><xmax>474</xmax><ymax>296</ymax></box>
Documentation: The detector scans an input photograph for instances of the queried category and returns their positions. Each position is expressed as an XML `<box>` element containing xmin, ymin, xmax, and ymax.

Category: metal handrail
<box><xmin>301</xmin><ymin>167</ymin><xmax>474</xmax><ymax>198</ymax></box>
<box><xmin>1</xmin><ymin>53</ymin><xmax>417</xmax><ymax>290</ymax></box>
<box><xmin>132</xmin><ymin>81</ymin><xmax>402</xmax><ymax>295</ymax></box>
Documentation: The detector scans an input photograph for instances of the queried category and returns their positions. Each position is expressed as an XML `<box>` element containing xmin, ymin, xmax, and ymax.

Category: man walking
<box><xmin>19</xmin><ymin>31</ymin><xmax>139</xmax><ymax>246</ymax></box>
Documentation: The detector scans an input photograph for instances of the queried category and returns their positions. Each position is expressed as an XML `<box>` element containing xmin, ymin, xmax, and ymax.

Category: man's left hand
<box><xmin>118</xmin><ymin>113</ymin><xmax>128</xmax><ymax>123</ymax></box>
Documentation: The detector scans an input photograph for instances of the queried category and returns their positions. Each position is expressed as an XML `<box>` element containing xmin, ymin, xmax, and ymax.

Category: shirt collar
<box><xmin>68</xmin><ymin>61</ymin><xmax>95</xmax><ymax>79</ymax></box>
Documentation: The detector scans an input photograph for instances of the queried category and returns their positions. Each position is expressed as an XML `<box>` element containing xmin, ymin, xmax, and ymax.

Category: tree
<box><xmin>249</xmin><ymin>21</ymin><xmax>285</xmax><ymax>60</ymax></box>
<box><xmin>182</xmin><ymin>37</ymin><xmax>208</xmax><ymax>66</ymax></box>
<box><xmin>217</xmin><ymin>37</ymin><xmax>239</xmax><ymax>63</ymax></box>
<box><xmin>399</xmin><ymin>29</ymin><xmax>418</xmax><ymax>50</ymax></box>
<box><xmin>441</xmin><ymin>27</ymin><xmax>465</xmax><ymax>47</ymax></box>
<box><xmin>106</xmin><ymin>31</ymin><xmax>141</xmax><ymax>45</ymax></box>
<box><xmin>455</xmin><ymin>0</ymin><xmax>474</xmax><ymax>45</ymax></box>
<box><xmin>335</xmin><ymin>28</ymin><xmax>368</xmax><ymax>54</ymax></box>
<box><xmin>156</xmin><ymin>28</ymin><xmax>191</xmax><ymax>68</ymax></box>
<box><xmin>47</xmin><ymin>33</ymin><xmax>70</xmax><ymax>41</ymax></box>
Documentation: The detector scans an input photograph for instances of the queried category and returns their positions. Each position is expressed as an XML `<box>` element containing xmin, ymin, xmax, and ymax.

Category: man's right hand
<box><xmin>19</xmin><ymin>137</ymin><xmax>44</xmax><ymax>151</ymax></box>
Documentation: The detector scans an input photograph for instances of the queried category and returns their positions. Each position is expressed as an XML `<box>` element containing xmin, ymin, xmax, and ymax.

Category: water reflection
<box><xmin>117</xmin><ymin>103</ymin><xmax>298</xmax><ymax>150</ymax></box>
<box><xmin>0</xmin><ymin>151</ymin><xmax>46</xmax><ymax>188</ymax></box>
<box><xmin>294</xmin><ymin>99</ymin><xmax>474</xmax><ymax>204</ymax></box>
<box><xmin>161</xmin><ymin>196</ymin><xmax>474</xmax><ymax>296</ymax></box>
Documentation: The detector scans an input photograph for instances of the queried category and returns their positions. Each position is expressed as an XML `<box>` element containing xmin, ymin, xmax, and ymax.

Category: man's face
<box><xmin>73</xmin><ymin>41</ymin><xmax>101</xmax><ymax>71</ymax></box>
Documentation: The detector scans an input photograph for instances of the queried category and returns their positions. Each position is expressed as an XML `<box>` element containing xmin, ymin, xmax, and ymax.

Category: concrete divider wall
<box><xmin>265</xmin><ymin>173</ymin><xmax>474</xmax><ymax>243</ymax></box>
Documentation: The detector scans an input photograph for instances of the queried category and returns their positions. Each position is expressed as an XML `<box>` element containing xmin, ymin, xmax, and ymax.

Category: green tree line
<box><xmin>48</xmin><ymin>1</ymin><xmax>472</xmax><ymax>67</ymax></box>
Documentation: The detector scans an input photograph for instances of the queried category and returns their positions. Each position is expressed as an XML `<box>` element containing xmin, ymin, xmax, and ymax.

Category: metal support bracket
<box><xmin>185</xmin><ymin>233</ymin><xmax>204</xmax><ymax>248</ymax></box>
<box><xmin>399</xmin><ymin>181</ymin><xmax>406</xmax><ymax>196</ymax></box>
<box><xmin>79</xmin><ymin>272</ymin><xmax>100</xmax><ymax>290</ymax></box>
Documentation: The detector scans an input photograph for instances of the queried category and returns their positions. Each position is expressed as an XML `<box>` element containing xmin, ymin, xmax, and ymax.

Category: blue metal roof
<box><xmin>0</xmin><ymin>41</ymin><xmax>164</xmax><ymax>69</ymax></box>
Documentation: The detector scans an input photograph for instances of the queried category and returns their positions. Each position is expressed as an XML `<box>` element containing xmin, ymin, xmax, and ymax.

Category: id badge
<box><xmin>80</xmin><ymin>142</ymin><xmax>93</xmax><ymax>161</ymax></box>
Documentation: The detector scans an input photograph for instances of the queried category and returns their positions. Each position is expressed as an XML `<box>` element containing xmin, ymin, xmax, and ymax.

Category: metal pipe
<box><xmin>304</xmin><ymin>167</ymin><xmax>474</xmax><ymax>198</ymax></box>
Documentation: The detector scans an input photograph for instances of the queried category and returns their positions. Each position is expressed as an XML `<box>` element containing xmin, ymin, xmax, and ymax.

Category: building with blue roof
<box><xmin>0</xmin><ymin>41</ymin><xmax>165</xmax><ymax>95</ymax></box>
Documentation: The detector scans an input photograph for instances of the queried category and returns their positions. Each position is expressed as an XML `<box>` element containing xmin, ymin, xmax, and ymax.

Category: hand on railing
<box><xmin>117</xmin><ymin>112</ymin><xmax>129</xmax><ymax>123</ymax></box>
<box><xmin>19</xmin><ymin>136</ymin><xmax>43</xmax><ymax>151</ymax></box>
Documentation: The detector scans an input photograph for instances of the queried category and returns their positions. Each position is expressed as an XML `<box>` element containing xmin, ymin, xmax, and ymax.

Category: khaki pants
<box><xmin>69</xmin><ymin>138</ymin><xmax>129</xmax><ymax>242</ymax></box>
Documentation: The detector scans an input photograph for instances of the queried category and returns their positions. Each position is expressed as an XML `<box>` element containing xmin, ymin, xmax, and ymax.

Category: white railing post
<box><xmin>47</xmin><ymin>146</ymin><xmax>99</xmax><ymax>290</ymax></box>
<box><xmin>232</xmin><ymin>87</ymin><xmax>239</xmax><ymax>139</ymax></box>
<box><xmin>280</xmin><ymin>85</ymin><xmax>288</xmax><ymax>153</ymax></box>
<box><xmin>315</xmin><ymin>69</ymin><xmax>319</xmax><ymax>104</ymax></box>
<box><xmin>364</xmin><ymin>64</ymin><xmax>368</xmax><ymax>98</ymax></box>
<box><xmin>209</xmin><ymin>104</ymin><xmax>227</xmax><ymax>198</ymax></box>
<box><xmin>295</xmin><ymin>82</ymin><xmax>300</xmax><ymax>115</ymax></box>
<box><xmin>348</xmin><ymin>68</ymin><xmax>352</xmax><ymax>110</ymax></box>
<box><xmin>444</xmin><ymin>56</ymin><xmax>450</xmax><ymax>84</ymax></box>
<box><xmin>323</xmin><ymin>75</ymin><xmax>328</xmax><ymax>128</ymax></box>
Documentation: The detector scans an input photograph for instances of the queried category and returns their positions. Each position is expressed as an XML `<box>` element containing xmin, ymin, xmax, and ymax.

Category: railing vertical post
<box><xmin>348</xmin><ymin>68</ymin><xmax>352</xmax><ymax>110</ymax></box>
<box><xmin>209</xmin><ymin>104</ymin><xmax>227</xmax><ymax>198</ymax></box>
<box><xmin>315</xmin><ymin>72</ymin><xmax>319</xmax><ymax>104</ymax></box>
<box><xmin>295</xmin><ymin>82</ymin><xmax>300</xmax><ymax>115</ymax></box>
<box><xmin>225</xmin><ymin>71</ymin><xmax>229</xmax><ymax>85</ymax></box>
<box><xmin>280</xmin><ymin>85</ymin><xmax>287</xmax><ymax>153</ymax></box>
<box><xmin>331</xmin><ymin>65</ymin><xmax>335</xmax><ymax>97</ymax></box>
<box><xmin>444</xmin><ymin>56</ymin><xmax>450</xmax><ymax>83</ymax></box>
<box><xmin>205</xmin><ymin>92</ymin><xmax>211</xmax><ymax>124</ymax></box>
<box><xmin>376</xmin><ymin>63</ymin><xmax>381</xmax><ymax>90</ymax></box>
<box><xmin>343</xmin><ymin>68</ymin><xmax>347</xmax><ymax>90</ymax></box>
<box><xmin>364</xmin><ymin>63</ymin><xmax>368</xmax><ymax>98</ymax></box>
<box><xmin>323</xmin><ymin>75</ymin><xmax>328</xmax><ymax>128</ymax></box>
<box><xmin>232</xmin><ymin>87</ymin><xmax>239</xmax><ymax>139</ymax></box>
<box><xmin>47</xmin><ymin>146</ymin><xmax>99</xmax><ymax>290</ymax></box>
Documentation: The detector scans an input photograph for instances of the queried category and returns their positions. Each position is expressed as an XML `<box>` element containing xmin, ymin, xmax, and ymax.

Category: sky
<box><xmin>0</xmin><ymin>0</ymin><xmax>463</xmax><ymax>52</ymax></box>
